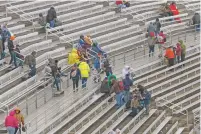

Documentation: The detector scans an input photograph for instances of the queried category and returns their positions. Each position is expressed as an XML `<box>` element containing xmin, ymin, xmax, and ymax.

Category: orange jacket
<box><xmin>165</xmin><ymin>48</ymin><xmax>175</xmax><ymax>59</ymax></box>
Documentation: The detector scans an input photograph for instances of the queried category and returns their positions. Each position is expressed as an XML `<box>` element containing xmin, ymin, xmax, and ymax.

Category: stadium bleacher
<box><xmin>0</xmin><ymin>0</ymin><xmax>200</xmax><ymax>134</ymax></box>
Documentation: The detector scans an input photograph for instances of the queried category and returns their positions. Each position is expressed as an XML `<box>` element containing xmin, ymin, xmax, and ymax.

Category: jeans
<box><xmin>177</xmin><ymin>56</ymin><xmax>181</xmax><ymax>63</ymax></box>
<box><xmin>181</xmin><ymin>53</ymin><xmax>185</xmax><ymax>62</ymax></box>
<box><xmin>29</xmin><ymin>65</ymin><xmax>36</xmax><ymax>77</ymax></box>
<box><xmin>82</xmin><ymin>77</ymin><xmax>87</xmax><ymax>88</ymax></box>
<box><xmin>50</xmin><ymin>20</ymin><xmax>55</xmax><ymax>28</ymax></box>
<box><xmin>131</xmin><ymin>107</ymin><xmax>138</xmax><ymax>116</ymax></box>
<box><xmin>53</xmin><ymin>76</ymin><xmax>60</xmax><ymax>91</ymax></box>
<box><xmin>72</xmin><ymin>79</ymin><xmax>79</xmax><ymax>90</ymax></box>
<box><xmin>7</xmin><ymin>127</ymin><xmax>15</xmax><ymax>134</ymax></box>
<box><xmin>149</xmin><ymin>45</ymin><xmax>155</xmax><ymax>57</ymax></box>
<box><xmin>115</xmin><ymin>92</ymin><xmax>124</xmax><ymax>108</ymax></box>
<box><xmin>123</xmin><ymin>90</ymin><xmax>130</xmax><ymax>104</ymax></box>
<box><xmin>195</xmin><ymin>24</ymin><xmax>200</xmax><ymax>31</ymax></box>
<box><xmin>9</xmin><ymin>51</ymin><xmax>17</xmax><ymax>67</ymax></box>
<box><xmin>145</xmin><ymin>104</ymin><xmax>149</xmax><ymax>114</ymax></box>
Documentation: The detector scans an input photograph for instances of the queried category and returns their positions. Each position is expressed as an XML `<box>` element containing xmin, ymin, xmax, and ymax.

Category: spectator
<box><xmin>38</xmin><ymin>13</ymin><xmax>46</xmax><ymax>27</ymax></box>
<box><xmin>100</xmin><ymin>77</ymin><xmax>110</xmax><ymax>96</ymax></box>
<box><xmin>1</xmin><ymin>24</ymin><xmax>11</xmax><ymax>52</ymax></box>
<box><xmin>91</xmin><ymin>41</ymin><xmax>105</xmax><ymax>56</ymax></box>
<box><xmin>147</xmin><ymin>35</ymin><xmax>157</xmax><ymax>57</ymax></box>
<box><xmin>46</xmin><ymin>7</ymin><xmax>57</xmax><ymax>28</ymax></box>
<box><xmin>137</xmin><ymin>85</ymin><xmax>145</xmax><ymax>95</ymax></box>
<box><xmin>54</xmin><ymin>18</ymin><xmax>62</xmax><ymax>27</ymax></box>
<box><xmin>104</xmin><ymin>58</ymin><xmax>112</xmax><ymax>77</ymax></box>
<box><xmin>0</xmin><ymin>35</ymin><xmax>3</xmax><ymax>60</ymax></box>
<box><xmin>79</xmin><ymin>35</ymin><xmax>85</xmax><ymax>48</ymax></box>
<box><xmin>169</xmin><ymin>2</ymin><xmax>181</xmax><ymax>22</ymax></box>
<box><xmin>142</xmin><ymin>89</ymin><xmax>151</xmax><ymax>115</ymax></box>
<box><xmin>78</xmin><ymin>61</ymin><xmax>90</xmax><ymax>89</ymax></box>
<box><xmin>50</xmin><ymin>60</ymin><xmax>60</xmax><ymax>91</ymax></box>
<box><xmin>123</xmin><ymin>74</ymin><xmax>133</xmax><ymax>104</ymax></box>
<box><xmin>14</xmin><ymin>107</ymin><xmax>25</xmax><ymax>134</ymax></box>
<box><xmin>116</xmin><ymin>0</ymin><xmax>126</xmax><ymax>12</ymax></box>
<box><xmin>5</xmin><ymin>111</ymin><xmax>18</xmax><ymax>134</ymax></box>
<box><xmin>153</xmin><ymin>18</ymin><xmax>161</xmax><ymax>35</ymax></box>
<box><xmin>111</xmin><ymin>79</ymin><xmax>124</xmax><ymax>108</ymax></box>
<box><xmin>165</xmin><ymin>47</ymin><xmax>175</xmax><ymax>66</ymax></box>
<box><xmin>175</xmin><ymin>43</ymin><xmax>181</xmax><ymax>63</ymax></box>
<box><xmin>147</xmin><ymin>22</ymin><xmax>156</xmax><ymax>37</ymax></box>
<box><xmin>84</xmin><ymin>35</ymin><xmax>93</xmax><ymax>46</ymax></box>
<box><xmin>68</xmin><ymin>48</ymin><xmax>80</xmax><ymax>65</ymax></box>
<box><xmin>108</xmin><ymin>74</ymin><xmax>117</xmax><ymax>87</ymax></box>
<box><xmin>157</xmin><ymin>31</ymin><xmax>166</xmax><ymax>57</ymax></box>
<box><xmin>192</xmin><ymin>13</ymin><xmax>200</xmax><ymax>31</ymax></box>
<box><xmin>179</xmin><ymin>40</ymin><xmax>186</xmax><ymax>62</ymax></box>
<box><xmin>8</xmin><ymin>35</ymin><xmax>17</xmax><ymax>68</ymax></box>
<box><xmin>24</xmin><ymin>51</ymin><xmax>36</xmax><ymax>77</ymax></box>
<box><xmin>70</xmin><ymin>64</ymin><xmax>81</xmax><ymax>92</ymax></box>
<box><xmin>130</xmin><ymin>94</ymin><xmax>140</xmax><ymax>117</ymax></box>
<box><xmin>122</xmin><ymin>65</ymin><xmax>131</xmax><ymax>79</ymax></box>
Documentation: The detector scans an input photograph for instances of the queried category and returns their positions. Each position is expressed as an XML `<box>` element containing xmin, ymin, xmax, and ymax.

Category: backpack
<box><xmin>118</xmin><ymin>81</ymin><xmax>124</xmax><ymax>91</ymax></box>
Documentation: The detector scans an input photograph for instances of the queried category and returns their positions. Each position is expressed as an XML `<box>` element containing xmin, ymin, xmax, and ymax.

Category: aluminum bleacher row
<box><xmin>0</xmin><ymin>0</ymin><xmax>200</xmax><ymax>134</ymax></box>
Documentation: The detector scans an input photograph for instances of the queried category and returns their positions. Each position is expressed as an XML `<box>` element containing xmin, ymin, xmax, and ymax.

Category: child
<box><xmin>92</xmin><ymin>68</ymin><xmax>100</xmax><ymax>83</ymax></box>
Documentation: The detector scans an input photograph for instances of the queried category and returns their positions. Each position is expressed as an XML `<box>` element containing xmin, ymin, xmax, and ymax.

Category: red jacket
<box><xmin>176</xmin><ymin>44</ymin><xmax>181</xmax><ymax>56</ymax></box>
<box><xmin>116</xmin><ymin>0</ymin><xmax>123</xmax><ymax>5</ymax></box>
<box><xmin>169</xmin><ymin>4</ymin><xmax>181</xmax><ymax>23</ymax></box>
<box><xmin>5</xmin><ymin>111</ymin><xmax>18</xmax><ymax>128</ymax></box>
<box><xmin>158</xmin><ymin>32</ymin><xmax>166</xmax><ymax>44</ymax></box>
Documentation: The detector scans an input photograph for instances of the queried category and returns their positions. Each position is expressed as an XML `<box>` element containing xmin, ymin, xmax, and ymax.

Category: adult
<box><xmin>123</xmin><ymin>74</ymin><xmax>133</xmax><ymax>104</ymax></box>
<box><xmin>68</xmin><ymin>48</ymin><xmax>80</xmax><ymax>65</ymax></box>
<box><xmin>46</xmin><ymin>7</ymin><xmax>57</xmax><ymax>28</ymax></box>
<box><xmin>104</xmin><ymin>58</ymin><xmax>112</xmax><ymax>77</ymax></box>
<box><xmin>1</xmin><ymin>24</ymin><xmax>11</xmax><ymax>52</ymax></box>
<box><xmin>78</xmin><ymin>61</ymin><xmax>90</xmax><ymax>89</ymax></box>
<box><xmin>38</xmin><ymin>13</ymin><xmax>46</xmax><ymax>27</ymax></box>
<box><xmin>14</xmin><ymin>108</ymin><xmax>25</xmax><ymax>134</ymax></box>
<box><xmin>50</xmin><ymin>60</ymin><xmax>60</xmax><ymax>91</ymax></box>
<box><xmin>157</xmin><ymin>31</ymin><xmax>166</xmax><ymax>57</ymax></box>
<box><xmin>116</xmin><ymin>0</ymin><xmax>126</xmax><ymax>12</ymax></box>
<box><xmin>142</xmin><ymin>89</ymin><xmax>151</xmax><ymax>115</ymax></box>
<box><xmin>169</xmin><ymin>2</ymin><xmax>181</xmax><ymax>22</ymax></box>
<box><xmin>8</xmin><ymin>35</ymin><xmax>17</xmax><ymax>68</ymax></box>
<box><xmin>122</xmin><ymin>65</ymin><xmax>131</xmax><ymax>79</ymax></box>
<box><xmin>5</xmin><ymin>111</ymin><xmax>18</xmax><ymax>134</ymax></box>
<box><xmin>175</xmin><ymin>43</ymin><xmax>181</xmax><ymax>63</ymax></box>
<box><xmin>153</xmin><ymin>18</ymin><xmax>161</xmax><ymax>35</ymax></box>
<box><xmin>192</xmin><ymin>13</ymin><xmax>200</xmax><ymax>31</ymax></box>
<box><xmin>147</xmin><ymin>34</ymin><xmax>157</xmax><ymax>57</ymax></box>
<box><xmin>179</xmin><ymin>40</ymin><xmax>186</xmax><ymax>62</ymax></box>
<box><xmin>24</xmin><ymin>51</ymin><xmax>36</xmax><ymax>77</ymax></box>
<box><xmin>147</xmin><ymin>22</ymin><xmax>156</xmax><ymax>37</ymax></box>
<box><xmin>111</xmin><ymin>79</ymin><xmax>124</xmax><ymax>108</ymax></box>
<box><xmin>165</xmin><ymin>46</ymin><xmax>175</xmax><ymax>66</ymax></box>
<box><xmin>70</xmin><ymin>64</ymin><xmax>81</xmax><ymax>92</ymax></box>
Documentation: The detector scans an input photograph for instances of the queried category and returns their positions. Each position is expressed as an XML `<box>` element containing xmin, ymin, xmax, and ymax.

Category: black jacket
<box><xmin>46</xmin><ymin>8</ymin><xmax>57</xmax><ymax>22</ymax></box>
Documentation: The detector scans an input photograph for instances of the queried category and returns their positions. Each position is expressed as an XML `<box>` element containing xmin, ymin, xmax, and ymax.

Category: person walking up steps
<box><xmin>78</xmin><ymin>60</ymin><xmax>90</xmax><ymax>89</ymax></box>
<box><xmin>14</xmin><ymin>107</ymin><xmax>25</xmax><ymax>134</ymax></box>
<box><xmin>5</xmin><ymin>111</ymin><xmax>18</xmax><ymax>134</ymax></box>
<box><xmin>70</xmin><ymin>64</ymin><xmax>81</xmax><ymax>92</ymax></box>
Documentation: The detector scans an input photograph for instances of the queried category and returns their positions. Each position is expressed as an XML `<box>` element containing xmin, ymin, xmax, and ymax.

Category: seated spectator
<box><xmin>159</xmin><ymin>2</ymin><xmax>173</xmax><ymax>17</ymax></box>
<box><xmin>169</xmin><ymin>2</ymin><xmax>181</xmax><ymax>22</ymax></box>
<box><xmin>192</xmin><ymin>12</ymin><xmax>200</xmax><ymax>31</ymax></box>
<box><xmin>46</xmin><ymin>7</ymin><xmax>57</xmax><ymax>28</ymax></box>
<box><xmin>165</xmin><ymin>46</ymin><xmax>175</xmax><ymax>67</ymax></box>
<box><xmin>100</xmin><ymin>76</ymin><xmax>110</xmax><ymax>95</ymax></box>
<box><xmin>38</xmin><ymin>13</ymin><xmax>46</xmax><ymax>27</ymax></box>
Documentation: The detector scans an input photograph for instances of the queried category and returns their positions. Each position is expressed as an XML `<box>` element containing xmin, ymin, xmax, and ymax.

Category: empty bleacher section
<box><xmin>0</xmin><ymin>0</ymin><xmax>199</xmax><ymax>134</ymax></box>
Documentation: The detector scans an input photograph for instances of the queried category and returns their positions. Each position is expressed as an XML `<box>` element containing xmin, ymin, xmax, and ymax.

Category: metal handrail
<box><xmin>6</xmin><ymin>3</ymin><xmax>34</xmax><ymax>32</ymax></box>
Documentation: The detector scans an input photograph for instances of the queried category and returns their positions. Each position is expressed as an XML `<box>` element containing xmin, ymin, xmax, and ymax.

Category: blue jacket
<box><xmin>79</xmin><ymin>39</ymin><xmax>85</xmax><ymax>47</ymax></box>
<box><xmin>70</xmin><ymin>68</ymin><xmax>81</xmax><ymax>80</ymax></box>
<box><xmin>94</xmin><ymin>58</ymin><xmax>100</xmax><ymax>70</ymax></box>
<box><xmin>123</xmin><ymin>76</ymin><xmax>133</xmax><ymax>91</ymax></box>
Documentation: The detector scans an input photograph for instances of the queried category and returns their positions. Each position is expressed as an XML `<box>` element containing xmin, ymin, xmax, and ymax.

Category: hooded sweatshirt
<box><xmin>5</xmin><ymin>111</ymin><xmax>18</xmax><ymax>128</ymax></box>
<box><xmin>78</xmin><ymin>61</ymin><xmax>90</xmax><ymax>78</ymax></box>
<box><xmin>176</xmin><ymin>43</ymin><xmax>181</xmax><ymax>56</ymax></box>
<box><xmin>123</xmin><ymin>74</ymin><xmax>133</xmax><ymax>91</ymax></box>
<box><xmin>122</xmin><ymin>65</ymin><xmax>130</xmax><ymax>79</ymax></box>
<box><xmin>14</xmin><ymin>107</ymin><xmax>25</xmax><ymax>125</ymax></box>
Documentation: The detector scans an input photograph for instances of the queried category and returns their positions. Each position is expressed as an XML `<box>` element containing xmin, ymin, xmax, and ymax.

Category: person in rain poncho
<box><xmin>68</xmin><ymin>48</ymin><xmax>80</xmax><ymax>65</ymax></box>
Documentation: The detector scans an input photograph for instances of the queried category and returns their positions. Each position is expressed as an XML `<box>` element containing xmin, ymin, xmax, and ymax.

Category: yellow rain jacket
<box><xmin>14</xmin><ymin>107</ymin><xmax>25</xmax><ymax>125</ymax></box>
<box><xmin>68</xmin><ymin>48</ymin><xmax>80</xmax><ymax>65</ymax></box>
<box><xmin>78</xmin><ymin>62</ymin><xmax>90</xmax><ymax>78</ymax></box>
